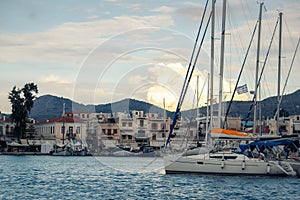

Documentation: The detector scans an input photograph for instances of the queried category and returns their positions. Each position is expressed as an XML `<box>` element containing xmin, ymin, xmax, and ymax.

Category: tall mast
<box><xmin>253</xmin><ymin>2</ymin><xmax>263</xmax><ymax>135</ymax></box>
<box><xmin>277</xmin><ymin>12</ymin><xmax>283</xmax><ymax>135</ymax></box>
<box><xmin>163</xmin><ymin>97</ymin><xmax>166</xmax><ymax>141</ymax></box>
<box><xmin>206</xmin><ymin>73</ymin><xmax>210</xmax><ymax>144</ymax></box>
<box><xmin>218</xmin><ymin>0</ymin><xmax>227</xmax><ymax>128</ymax></box>
<box><xmin>62</xmin><ymin>103</ymin><xmax>66</xmax><ymax>144</ymax></box>
<box><xmin>196</xmin><ymin>75</ymin><xmax>199</xmax><ymax>142</ymax></box>
<box><xmin>209</xmin><ymin>0</ymin><xmax>215</xmax><ymax>138</ymax></box>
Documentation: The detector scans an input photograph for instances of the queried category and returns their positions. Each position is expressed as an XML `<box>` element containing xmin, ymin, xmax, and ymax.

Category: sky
<box><xmin>0</xmin><ymin>0</ymin><xmax>299</xmax><ymax>114</ymax></box>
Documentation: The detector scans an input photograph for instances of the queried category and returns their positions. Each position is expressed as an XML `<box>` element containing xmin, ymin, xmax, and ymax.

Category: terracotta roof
<box><xmin>35</xmin><ymin>116</ymin><xmax>84</xmax><ymax>125</ymax></box>
<box><xmin>0</xmin><ymin>118</ymin><xmax>13</xmax><ymax>123</ymax></box>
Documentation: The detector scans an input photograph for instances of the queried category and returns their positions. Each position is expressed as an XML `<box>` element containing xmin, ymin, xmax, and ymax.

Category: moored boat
<box><xmin>164</xmin><ymin>149</ymin><xmax>295</xmax><ymax>176</ymax></box>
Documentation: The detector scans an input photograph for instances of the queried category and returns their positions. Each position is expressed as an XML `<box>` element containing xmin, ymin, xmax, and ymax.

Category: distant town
<box><xmin>1</xmin><ymin>83</ymin><xmax>300</xmax><ymax>156</ymax></box>
<box><xmin>1</xmin><ymin>107</ymin><xmax>300</xmax><ymax>155</ymax></box>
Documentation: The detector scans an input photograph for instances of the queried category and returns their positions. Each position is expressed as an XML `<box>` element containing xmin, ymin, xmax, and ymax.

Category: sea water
<box><xmin>0</xmin><ymin>155</ymin><xmax>299</xmax><ymax>199</ymax></box>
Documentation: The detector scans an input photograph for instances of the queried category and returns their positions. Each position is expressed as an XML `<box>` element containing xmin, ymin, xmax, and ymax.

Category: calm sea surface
<box><xmin>0</xmin><ymin>155</ymin><xmax>299</xmax><ymax>200</ymax></box>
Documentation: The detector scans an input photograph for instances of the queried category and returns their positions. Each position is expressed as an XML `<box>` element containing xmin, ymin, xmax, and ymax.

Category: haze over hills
<box><xmin>29</xmin><ymin>95</ymin><xmax>174</xmax><ymax>121</ymax></box>
<box><xmin>184</xmin><ymin>89</ymin><xmax>300</xmax><ymax>120</ymax></box>
<box><xmin>29</xmin><ymin>89</ymin><xmax>300</xmax><ymax>121</ymax></box>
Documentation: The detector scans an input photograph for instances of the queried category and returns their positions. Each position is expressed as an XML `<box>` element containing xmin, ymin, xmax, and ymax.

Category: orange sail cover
<box><xmin>211</xmin><ymin>128</ymin><xmax>248</xmax><ymax>138</ymax></box>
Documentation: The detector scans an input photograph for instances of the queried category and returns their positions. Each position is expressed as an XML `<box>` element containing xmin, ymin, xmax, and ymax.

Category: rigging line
<box><xmin>167</xmin><ymin>11</ymin><xmax>213</xmax><ymax>146</ymax></box>
<box><xmin>165</xmin><ymin>1</ymin><xmax>211</xmax><ymax>147</ymax></box>
<box><xmin>283</xmin><ymin>16</ymin><xmax>296</xmax><ymax>53</ymax></box>
<box><xmin>244</xmin><ymin>16</ymin><xmax>279</xmax><ymax>123</ymax></box>
<box><xmin>228</xmin><ymin>9</ymin><xmax>253</xmax><ymax>90</ymax></box>
<box><xmin>198</xmin><ymin>77</ymin><xmax>207</xmax><ymax>106</ymax></box>
<box><xmin>275</xmin><ymin>37</ymin><xmax>300</xmax><ymax>117</ymax></box>
<box><xmin>177</xmin><ymin>0</ymin><xmax>210</xmax><ymax>109</ymax></box>
<box><xmin>176</xmin><ymin>11</ymin><xmax>213</xmax><ymax>113</ymax></box>
<box><xmin>240</xmin><ymin>0</ymin><xmax>251</xmax><ymax>32</ymax></box>
<box><xmin>222</xmin><ymin>19</ymin><xmax>259</xmax><ymax>129</ymax></box>
<box><xmin>284</xmin><ymin>17</ymin><xmax>300</xmax><ymax>68</ymax></box>
<box><xmin>283</xmin><ymin>16</ymin><xmax>297</xmax><ymax>88</ymax></box>
<box><xmin>178</xmin><ymin>11</ymin><xmax>213</xmax><ymax>113</ymax></box>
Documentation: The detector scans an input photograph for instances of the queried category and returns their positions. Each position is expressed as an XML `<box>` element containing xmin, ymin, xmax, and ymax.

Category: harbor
<box><xmin>1</xmin><ymin>155</ymin><xmax>300</xmax><ymax>199</ymax></box>
<box><xmin>1</xmin><ymin>0</ymin><xmax>300</xmax><ymax>199</ymax></box>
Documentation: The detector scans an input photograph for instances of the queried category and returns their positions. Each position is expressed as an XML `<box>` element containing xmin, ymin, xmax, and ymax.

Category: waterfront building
<box><xmin>289</xmin><ymin>115</ymin><xmax>300</xmax><ymax>134</ymax></box>
<box><xmin>118</xmin><ymin>113</ymin><xmax>136</xmax><ymax>147</ymax></box>
<box><xmin>262</xmin><ymin>115</ymin><xmax>300</xmax><ymax>135</ymax></box>
<box><xmin>34</xmin><ymin>116</ymin><xmax>87</xmax><ymax>141</ymax></box>
<box><xmin>147</xmin><ymin>112</ymin><xmax>171</xmax><ymax>148</ymax></box>
<box><xmin>0</xmin><ymin>115</ymin><xmax>14</xmax><ymax>141</ymax></box>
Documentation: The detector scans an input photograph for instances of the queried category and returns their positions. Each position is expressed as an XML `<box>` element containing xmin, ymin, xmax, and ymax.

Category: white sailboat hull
<box><xmin>164</xmin><ymin>153</ymin><xmax>293</xmax><ymax>176</ymax></box>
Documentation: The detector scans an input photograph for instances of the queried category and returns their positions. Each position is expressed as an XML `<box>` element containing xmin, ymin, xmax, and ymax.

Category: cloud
<box><xmin>0</xmin><ymin>0</ymin><xmax>299</xmax><ymax>113</ymax></box>
<box><xmin>86</xmin><ymin>15</ymin><xmax>99</xmax><ymax>20</ymax></box>
<box><xmin>0</xmin><ymin>14</ymin><xmax>174</xmax><ymax>64</ymax></box>
<box><xmin>38</xmin><ymin>74</ymin><xmax>72</xmax><ymax>84</ymax></box>
<box><xmin>151</xmin><ymin>6</ymin><xmax>176</xmax><ymax>13</ymax></box>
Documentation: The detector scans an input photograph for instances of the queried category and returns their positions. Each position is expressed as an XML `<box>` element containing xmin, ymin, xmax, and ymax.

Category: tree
<box><xmin>273</xmin><ymin>108</ymin><xmax>290</xmax><ymax>118</ymax></box>
<box><xmin>279</xmin><ymin>108</ymin><xmax>290</xmax><ymax>117</ymax></box>
<box><xmin>8</xmin><ymin>83</ymin><xmax>38</xmax><ymax>140</ymax></box>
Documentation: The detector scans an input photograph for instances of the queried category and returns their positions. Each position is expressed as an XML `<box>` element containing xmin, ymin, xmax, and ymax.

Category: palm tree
<box><xmin>8</xmin><ymin>83</ymin><xmax>38</xmax><ymax>140</ymax></box>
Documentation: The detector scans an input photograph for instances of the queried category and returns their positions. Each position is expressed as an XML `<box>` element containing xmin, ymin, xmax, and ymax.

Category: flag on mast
<box><xmin>236</xmin><ymin>84</ymin><xmax>248</xmax><ymax>94</ymax></box>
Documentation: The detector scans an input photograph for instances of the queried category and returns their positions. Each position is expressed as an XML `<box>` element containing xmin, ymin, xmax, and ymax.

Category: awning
<box><xmin>8</xmin><ymin>142</ymin><xmax>29</xmax><ymax>147</ymax></box>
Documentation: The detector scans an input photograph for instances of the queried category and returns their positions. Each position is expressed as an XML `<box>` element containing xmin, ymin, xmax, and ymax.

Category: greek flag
<box><xmin>236</xmin><ymin>84</ymin><xmax>248</xmax><ymax>94</ymax></box>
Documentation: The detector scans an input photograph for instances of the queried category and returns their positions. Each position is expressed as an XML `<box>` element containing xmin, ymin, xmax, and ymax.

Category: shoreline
<box><xmin>0</xmin><ymin>152</ymin><xmax>50</xmax><ymax>156</ymax></box>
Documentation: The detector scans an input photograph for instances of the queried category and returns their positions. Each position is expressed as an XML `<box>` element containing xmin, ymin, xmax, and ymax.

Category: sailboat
<box><xmin>163</xmin><ymin>0</ymin><xmax>297</xmax><ymax>176</ymax></box>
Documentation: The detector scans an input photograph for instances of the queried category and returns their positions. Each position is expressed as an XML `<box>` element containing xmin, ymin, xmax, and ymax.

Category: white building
<box><xmin>34</xmin><ymin>116</ymin><xmax>87</xmax><ymax>141</ymax></box>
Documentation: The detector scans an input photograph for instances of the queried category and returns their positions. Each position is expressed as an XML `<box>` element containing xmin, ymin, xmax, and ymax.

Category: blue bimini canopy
<box><xmin>239</xmin><ymin>139</ymin><xmax>295</xmax><ymax>152</ymax></box>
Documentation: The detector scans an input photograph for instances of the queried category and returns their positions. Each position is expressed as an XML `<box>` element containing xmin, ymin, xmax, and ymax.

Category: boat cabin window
<box><xmin>209</xmin><ymin>155</ymin><xmax>238</xmax><ymax>159</ymax></box>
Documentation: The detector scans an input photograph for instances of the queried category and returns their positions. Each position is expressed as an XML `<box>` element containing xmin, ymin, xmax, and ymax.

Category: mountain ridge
<box><xmin>29</xmin><ymin>89</ymin><xmax>300</xmax><ymax>121</ymax></box>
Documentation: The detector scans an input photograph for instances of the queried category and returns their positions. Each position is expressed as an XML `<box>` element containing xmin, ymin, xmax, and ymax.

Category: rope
<box><xmin>244</xmin><ymin>16</ymin><xmax>279</xmax><ymax>124</ymax></box>
<box><xmin>165</xmin><ymin>0</ymin><xmax>210</xmax><ymax>147</ymax></box>
<box><xmin>222</xmin><ymin>20</ymin><xmax>259</xmax><ymax>128</ymax></box>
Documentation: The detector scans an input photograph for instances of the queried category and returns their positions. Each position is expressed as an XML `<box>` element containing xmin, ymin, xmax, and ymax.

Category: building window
<box><xmin>138</xmin><ymin>130</ymin><xmax>145</xmax><ymax>137</ymax></box>
<box><xmin>61</xmin><ymin>126</ymin><xmax>65</xmax><ymax>134</ymax></box>
<box><xmin>76</xmin><ymin>127</ymin><xmax>81</xmax><ymax>134</ymax></box>
<box><xmin>122</xmin><ymin>122</ymin><xmax>126</xmax><ymax>127</ymax></box>
<box><xmin>128</xmin><ymin>135</ymin><xmax>132</xmax><ymax>140</ymax></box>
<box><xmin>152</xmin><ymin>134</ymin><xmax>156</xmax><ymax>140</ymax></box>
<box><xmin>128</xmin><ymin>122</ymin><xmax>132</xmax><ymax>127</ymax></box>
<box><xmin>113</xmin><ymin>129</ymin><xmax>117</xmax><ymax>134</ymax></box>
<box><xmin>140</xmin><ymin>120</ymin><xmax>144</xmax><ymax>127</ymax></box>
<box><xmin>122</xmin><ymin>135</ymin><xmax>126</xmax><ymax>140</ymax></box>
<box><xmin>151</xmin><ymin>123</ymin><xmax>158</xmax><ymax>130</ymax></box>
<box><xmin>69</xmin><ymin>126</ymin><xmax>73</xmax><ymax>134</ymax></box>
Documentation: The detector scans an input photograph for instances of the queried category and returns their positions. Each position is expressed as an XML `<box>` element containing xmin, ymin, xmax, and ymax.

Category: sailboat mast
<box><xmin>206</xmin><ymin>73</ymin><xmax>210</xmax><ymax>144</ymax></box>
<box><xmin>62</xmin><ymin>103</ymin><xmax>66</xmax><ymax>144</ymax></box>
<box><xmin>209</xmin><ymin>0</ymin><xmax>215</xmax><ymax>137</ymax></box>
<box><xmin>196</xmin><ymin>76</ymin><xmax>199</xmax><ymax>142</ymax></box>
<box><xmin>277</xmin><ymin>12</ymin><xmax>283</xmax><ymax>135</ymax></box>
<box><xmin>218</xmin><ymin>0</ymin><xmax>227</xmax><ymax>128</ymax></box>
<box><xmin>253</xmin><ymin>2</ymin><xmax>263</xmax><ymax>135</ymax></box>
